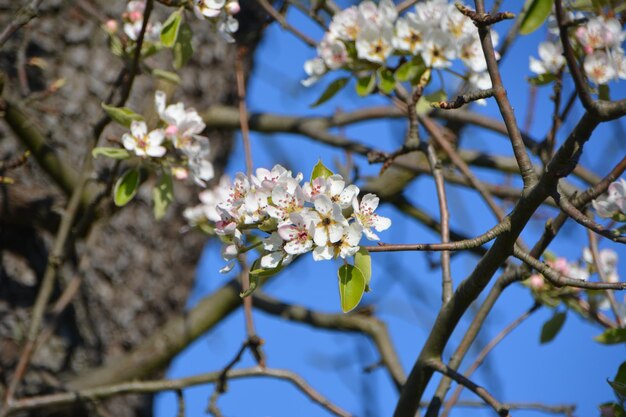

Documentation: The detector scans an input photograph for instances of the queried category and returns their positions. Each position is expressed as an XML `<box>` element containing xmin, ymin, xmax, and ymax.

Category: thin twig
<box><xmin>427</xmin><ymin>359</ymin><xmax>510</xmax><ymax>417</ymax></box>
<box><xmin>255</xmin><ymin>0</ymin><xmax>317</xmax><ymax>47</ymax></box>
<box><xmin>366</xmin><ymin>218</ymin><xmax>509</xmax><ymax>253</ymax></box>
<box><xmin>470</xmin><ymin>0</ymin><xmax>537</xmax><ymax>188</ymax></box>
<box><xmin>0</xmin><ymin>0</ymin><xmax>43</xmax><ymax>47</ymax></box>
<box><xmin>441</xmin><ymin>303</ymin><xmax>541</xmax><ymax>417</ymax></box>
<box><xmin>5</xmin><ymin>367</ymin><xmax>352</xmax><ymax>417</ymax></box>
<box><xmin>513</xmin><ymin>246</ymin><xmax>626</xmax><ymax>290</ymax></box>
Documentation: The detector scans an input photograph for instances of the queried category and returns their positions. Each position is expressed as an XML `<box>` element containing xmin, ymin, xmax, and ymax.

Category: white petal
<box><xmin>312</xmin><ymin>245</ymin><xmax>334</xmax><ymax>261</ymax></box>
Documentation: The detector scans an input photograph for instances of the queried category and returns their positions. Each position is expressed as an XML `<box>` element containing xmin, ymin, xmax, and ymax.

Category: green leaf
<box><xmin>160</xmin><ymin>7</ymin><xmax>183</xmax><ymax>47</ymax></box>
<box><xmin>338</xmin><ymin>264</ymin><xmax>365</xmax><ymax>313</ymax></box>
<box><xmin>356</xmin><ymin>73</ymin><xmax>376</xmax><ymax>97</ymax></box>
<box><xmin>152</xmin><ymin>68</ymin><xmax>182</xmax><ymax>84</ymax></box>
<box><xmin>540</xmin><ymin>311</ymin><xmax>566</xmax><ymax>344</ymax></box>
<box><xmin>354</xmin><ymin>247</ymin><xmax>372</xmax><ymax>292</ymax></box>
<box><xmin>528</xmin><ymin>73</ymin><xmax>557</xmax><ymax>86</ymax></box>
<box><xmin>395</xmin><ymin>59</ymin><xmax>424</xmax><ymax>83</ymax></box>
<box><xmin>609</xmin><ymin>380</ymin><xmax>626</xmax><ymax>406</ymax></box>
<box><xmin>310</xmin><ymin>159</ymin><xmax>334</xmax><ymax>182</ymax></box>
<box><xmin>519</xmin><ymin>0</ymin><xmax>552</xmax><ymax>35</ymax></box>
<box><xmin>377</xmin><ymin>68</ymin><xmax>396</xmax><ymax>95</ymax></box>
<box><xmin>600</xmin><ymin>402</ymin><xmax>626</xmax><ymax>417</ymax></box>
<box><xmin>310</xmin><ymin>77</ymin><xmax>350</xmax><ymax>108</ymax></box>
<box><xmin>114</xmin><ymin>168</ymin><xmax>140</xmax><ymax>207</ymax></box>
<box><xmin>101</xmin><ymin>103</ymin><xmax>143</xmax><ymax>128</ymax></box>
<box><xmin>92</xmin><ymin>147</ymin><xmax>131</xmax><ymax>160</ymax></box>
<box><xmin>416</xmin><ymin>90</ymin><xmax>447</xmax><ymax>115</ymax></box>
<box><xmin>153</xmin><ymin>172</ymin><xmax>174</xmax><ymax>220</ymax></box>
<box><xmin>173</xmin><ymin>23</ymin><xmax>193</xmax><ymax>69</ymax></box>
<box><xmin>595</xmin><ymin>328</ymin><xmax>626</xmax><ymax>344</ymax></box>
<box><xmin>109</xmin><ymin>35</ymin><xmax>124</xmax><ymax>57</ymax></box>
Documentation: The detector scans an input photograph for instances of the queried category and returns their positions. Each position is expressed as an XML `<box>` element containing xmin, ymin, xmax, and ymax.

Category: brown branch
<box><xmin>513</xmin><ymin>246</ymin><xmax>626</xmax><ymax>290</ymax></box>
<box><xmin>252</xmin><ymin>292</ymin><xmax>406</xmax><ymax>390</ymax></box>
<box><xmin>553</xmin><ymin>186</ymin><xmax>626</xmax><ymax>244</ymax></box>
<box><xmin>470</xmin><ymin>0</ymin><xmax>537</xmax><ymax>188</ymax></box>
<box><xmin>6</xmin><ymin>367</ymin><xmax>352</xmax><ymax>417</ymax></box>
<box><xmin>435</xmin><ymin>88</ymin><xmax>495</xmax><ymax>109</ymax></box>
<box><xmin>255</xmin><ymin>0</ymin><xmax>317</xmax><ymax>47</ymax></box>
<box><xmin>366</xmin><ymin>214</ymin><xmax>509</xmax><ymax>253</ymax></box>
<box><xmin>0</xmin><ymin>0</ymin><xmax>43</xmax><ymax>47</ymax></box>
<box><xmin>441</xmin><ymin>303</ymin><xmax>541</xmax><ymax>417</ymax></box>
<box><xmin>394</xmin><ymin>111</ymin><xmax>600</xmax><ymax>417</ymax></box>
<box><xmin>455</xmin><ymin>3</ymin><xmax>515</xmax><ymax>27</ymax></box>
<box><xmin>426</xmin><ymin>359</ymin><xmax>510</xmax><ymax>417</ymax></box>
<box><xmin>554</xmin><ymin>0</ymin><xmax>626</xmax><ymax>121</ymax></box>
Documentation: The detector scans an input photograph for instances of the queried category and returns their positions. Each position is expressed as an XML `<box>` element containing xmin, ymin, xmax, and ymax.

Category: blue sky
<box><xmin>156</xmin><ymin>2</ymin><xmax>626</xmax><ymax>416</ymax></box>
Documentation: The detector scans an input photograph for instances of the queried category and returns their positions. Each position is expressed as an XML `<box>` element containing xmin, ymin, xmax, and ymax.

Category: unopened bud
<box><xmin>104</xmin><ymin>19</ymin><xmax>119</xmax><ymax>33</ymax></box>
<box><xmin>225</xmin><ymin>1</ymin><xmax>240</xmax><ymax>15</ymax></box>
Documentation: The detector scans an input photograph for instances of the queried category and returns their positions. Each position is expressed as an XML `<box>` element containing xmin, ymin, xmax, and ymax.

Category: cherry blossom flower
<box><xmin>421</xmin><ymin>29</ymin><xmax>456</xmax><ymax>68</ymax></box>
<box><xmin>302</xmin><ymin>57</ymin><xmax>327</xmax><ymax>86</ymax></box>
<box><xmin>260</xmin><ymin>232</ymin><xmax>292</xmax><ymax>268</ymax></box>
<box><xmin>352</xmin><ymin>193</ymin><xmax>391</xmax><ymax>240</ymax></box>
<box><xmin>319</xmin><ymin>35</ymin><xmax>349</xmax><ymax>70</ymax></box>
<box><xmin>194</xmin><ymin>0</ymin><xmax>227</xmax><ymax>19</ymax></box>
<box><xmin>584</xmin><ymin>51</ymin><xmax>617</xmax><ymax>85</ymax></box>
<box><xmin>278</xmin><ymin>212</ymin><xmax>320</xmax><ymax>255</ymax></box>
<box><xmin>393</xmin><ymin>14</ymin><xmax>427</xmax><ymax>54</ymax></box>
<box><xmin>122</xmin><ymin>121</ymin><xmax>166</xmax><ymax>158</ymax></box>
<box><xmin>312</xmin><ymin>195</ymin><xmax>349</xmax><ymax>247</ymax></box>
<box><xmin>122</xmin><ymin>1</ymin><xmax>161</xmax><ymax>42</ymax></box>
<box><xmin>529</xmin><ymin>41</ymin><xmax>565</xmax><ymax>75</ymax></box>
<box><xmin>329</xmin><ymin>6</ymin><xmax>360</xmax><ymax>41</ymax></box>
<box><xmin>592</xmin><ymin>178</ymin><xmax>626</xmax><ymax>218</ymax></box>
<box><xmin>356</xmin><ymin>22</ymin><xmax>394</xmax><ymax>64</ymax></box>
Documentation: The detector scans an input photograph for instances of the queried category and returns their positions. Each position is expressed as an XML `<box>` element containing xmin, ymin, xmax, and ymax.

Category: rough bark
<box><xmin>0</xmin><ymin>1</ymin><xmax>266</xmax><ymax>415</ymax></box>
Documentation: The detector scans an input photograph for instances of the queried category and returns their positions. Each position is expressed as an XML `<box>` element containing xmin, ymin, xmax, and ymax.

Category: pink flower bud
<box><xmin>172</xmin><ymin>167</ymin><xmax>189</xmax><ymax>180</ymax></box>
<box><xmin>129</xmin><ymin>10</ymin><xmax>143</xmax><ymax>22</ymax></box>
<box><xmin>529</xmin><ymin>274</ymin><xmax>544</xmax><ymax>290</ymax></box>
<box><xmin>104</xmin><ymin>19</ymin><xmax>118</xmax><ymax>33</ymax></box>
<box><xmin>165</xmin><ymin>125</ymin><xmax>179</xmax><ymax>137</ymax></box>
<box><xmin>226</xmin><ymin>1</ymin><xmax>240</xmax><ymax>15</ymax></box>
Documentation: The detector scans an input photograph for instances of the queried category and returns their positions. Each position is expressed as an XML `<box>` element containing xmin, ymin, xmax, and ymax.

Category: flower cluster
<box><xmin>530</xmin><ymin>13</ymin><xmax>626</xmax><ymax>85</ymax></box>
<box><xmin>122</xmin><ymin>91</ymin><xmax>214</xmax><ymax>186</ymax></box>
<box><xmin>184</xmin><ymin>164</ymin><xmax>391</xmax><ymax>273</ymax></box>
<box><xmin>593</xmin><ymin>178</ymin><xmax>626</xmax><ymax>221</ymax></box>
<box><xmin>303</xmin><ymin>0</ymin><xmax>495</xmax><ymax>91</ymax></box>
<box><xmin>122</xmin><ymin>0</ymin><xmax>163</xmax><ymax>42</ymax></box>
<box><xmin>527</xmin><ymin>248</ymin><xmax>621</xmax><ymax>312</ymax></box>
<box><xmin>193</xmin><ymin>0</ymin><xmax>240</xmax><ymax>42</ymax></box>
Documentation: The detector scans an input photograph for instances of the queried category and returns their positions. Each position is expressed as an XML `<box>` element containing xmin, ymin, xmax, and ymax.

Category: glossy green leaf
<box><xmin>354</xmin><ymin>247</ymin><xmax>372</xmax><ymax>292</ymax></box>
<box><xmin>310</xmin><ymin>159</ymin><xmax>334</xmax><ymax>182</ymax></box>
<box><xmin>92</xmin><ymin>147</ymin><xmax>131</xmax><ymax>160</ymax></box>
<box><xmin>356</xmin><ymin>73</ymin><xmax>376</xmax><ymax>97</ymax></box>
<box><xmin>310</xmin><ymin>77</ymin><xmax>350</xmax><ymax>108</ymax></box>
<box><xmin>610</xmin><ymin>362</ymin><xmax>626</xmax><ymax>405</ymax></box>
<box><xmin>152</xmin><ymin>68</ymin><xmax>182</xmax><ymax>84</ymax></box>
<box><xmin>101</xmin><ymin>103</ymin><xmax>143</xmax><ymax>128</ymax></box>
<box><xmin>416</xmin><ymin>90</ymin><xmax>447</xmax><ymax>115</ymax></box>
<box><xmin>395</xmin><ymin>59</ymin><xmax>424</xmax><ymax>83</ymax></box>
<box><xmin>528</xmin><ymin>73</ymin><xmax>557</xmax><ymax>86</ymax></box>
<box><xmin>540</xmin><ymin>311</ymin><xmax>566</xmax><ymax>344</ymax></box>
<box><xmin>173</xmin><ymin>23</ymin><xmax>193</xmax><ymax>69</ymax></box>
<box><xmin>160</xmin><ymin>8</ymin><xmax>183</xmax><ymax>47</ymax></box>
<box><xmin>114</xmin><ymin>168</ymin><xmax>140</xmax><ymax>207</ymax></box>
<box><xmin>338</xmin><ymin>264</ymin><xmax>365</xmax><ymax>313</ymax></box>
<box><xmin>595</xmin><ymin>328</ymin><xmax>626</xmax><ymax>344</ymax></box>
<box><xmin>153</xmin><ymin>172</ymin><xmax>174</xmax><ymax>220</ymax></box>
<box><xmin>519</xmin><ymin>0</ymin><xmax>552</xmax><ymax>35</ymax></box>
<box><xmin>377</xmin><ymin>68</ymin><xmax>396</xmax><ymax>94</ymax></box>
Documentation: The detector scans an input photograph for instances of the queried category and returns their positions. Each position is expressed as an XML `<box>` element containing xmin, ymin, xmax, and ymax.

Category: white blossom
<box><xmin>584</xmin><ymin>51</ymin><xmax>617</xmax><ymax>84</ymax></box>
<box><xmin>122</xmin><ymin>121</ymin><xmax>166</xmax><ymax>158</ymax></box>
<box><xmin>352</xmin><ymin>193</ymin><xmax>391</xmax><ymax>240</ymax></box>
<box><xmin>529</xmin><ymin>41</ymin><xmax>565</xmax><ymax>75</ymax></box>
<box><xmin>356</xmin><ymin>22</ymin><xmax>394</xmax><ymax>64</ymax></box>
<box><xmin>592</xmin><ymin>178</ymin><xmax>626</xmax><ymax>218</ymax></box>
